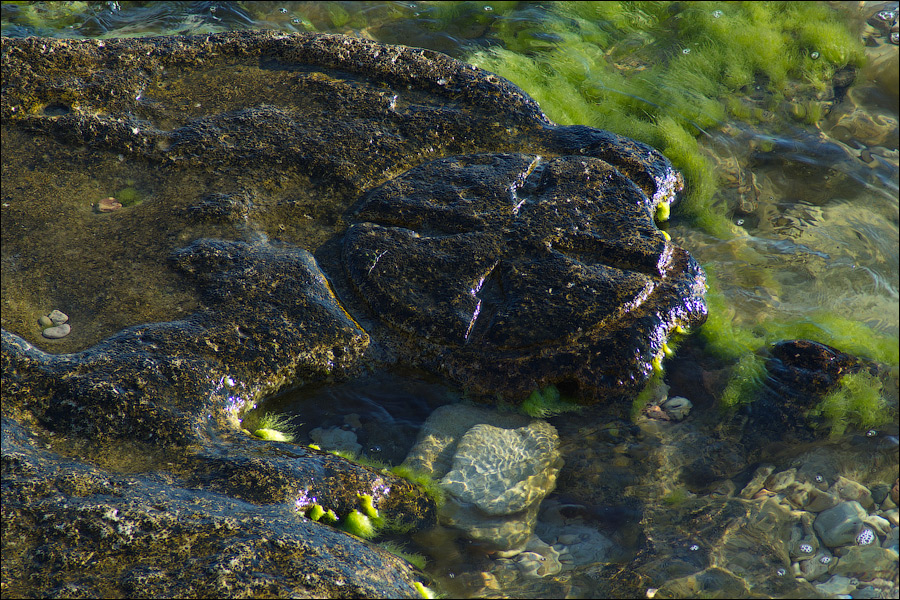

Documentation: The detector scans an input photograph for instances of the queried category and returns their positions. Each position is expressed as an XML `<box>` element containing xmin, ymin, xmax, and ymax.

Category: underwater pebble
<box><xmin>799</xmin><ymin>551</ymin><xmax>833</xmax><ymax>581</ymax></box>
<box><xmin>884</xmin><ymin>509</ymin><xmax>899</xmax><ymax>527</ymax></box>
<box><xmin>42</xmin><ymin>323</ymin><xmax>71</xmax><ymax>339</ymax></box>
<box><xmin>881</xmin><ymin>526</ymin><xmax>898</xmax><ymax>552</ymax></box>
<box><xmin>766</xmin><ymin>468</ymin><xmax>797</xmax><ymax>493</ymax></box>
<box><xmin>739</xmin><ymin>464</ymin><xmax>776</xmax><ymax>499</ymax></box>
<box><xmin>308</xmin><ymin>427</ymin><xmax>361</xmax><ymax>455</ymax></box>
<box><xmin>38</xmin><ymin>315</ymin><xmax>53</xmax><ymax>328</ymax></box>
<box><xmin>832</xmin><ymin>476</ymin><xmax>874</xmax><ymax>509</ymax></box>
<box><xmin>814</xmin><ymin>501</ymin><xmax>867</xmax><ymax>547</ymax></box>
<box><xmin>850</xmin><ymin>585</ymin><xmax>882</xmax><ymax>599</ymax></box>
<box><xmin>863</xmin><ymin>514</ymin><xmax>892</xmax><ymax>537</ymax></box>
<box><xmin>830</xmin><ymin>546</ymin><xmax>899</xmax><ymax>579</ymax></box>
<box><xmin>97</xmin><ymin>196</ymin><xmax>122</xmax><ymax>212</ymax></box>
<box><xmin>805</xmin><ymin>488</ymin><xmax>841</xmax><ymax>512</ymax></box>
<box><xmin>814</xmin><ymin>575</ymin><xmax>857</xmax><ymax>596</ymax></box>
<box><xmin>48</xmin><ymin>309</ymin><xmax>68</xmax><ymax>325</ymax></box>
<box><xmin>661</xmin><ymin>396</ymin><xmax>692</xmax><ymax>421</ymax></box>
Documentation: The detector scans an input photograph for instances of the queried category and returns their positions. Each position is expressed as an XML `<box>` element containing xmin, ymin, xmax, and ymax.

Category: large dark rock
<box><xmin>343</xmin><ymin>152</ymin><xmax>706</xmax><ymax>400</ymax></box>
<box><xmin>2</xmin><ymin>30</ymin><xmax>706</xmax><ymax>596</ymax></box>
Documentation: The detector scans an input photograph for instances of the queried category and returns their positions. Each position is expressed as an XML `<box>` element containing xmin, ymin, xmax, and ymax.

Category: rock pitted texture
<box><xmin>344</xmin><ymin>150</ymin><xmax>706</xmax><ymax>401</ymax></box>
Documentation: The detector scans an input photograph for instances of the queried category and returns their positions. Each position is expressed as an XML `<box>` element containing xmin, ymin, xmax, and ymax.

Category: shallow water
<box><xmin>2</xmin><ymin>2</ymin><xmax>898</xmax><ymax>598</ymax></box>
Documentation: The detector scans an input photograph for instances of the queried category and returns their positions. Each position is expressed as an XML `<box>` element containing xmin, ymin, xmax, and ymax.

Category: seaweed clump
<box><xmin>467</xmin><ymin>1</ymin><xmax>866</xmax><ymax>237</ymax></box>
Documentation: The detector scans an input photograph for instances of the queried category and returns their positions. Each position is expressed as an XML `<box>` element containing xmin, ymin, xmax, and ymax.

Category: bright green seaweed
<box><xmin>466</xmin><ymin>1</ymin><xmax>866</xmax><ymax>237</ymax></box>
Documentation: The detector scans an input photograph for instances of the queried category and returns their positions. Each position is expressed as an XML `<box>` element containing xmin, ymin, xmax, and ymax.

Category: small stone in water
<box><xmin>97</xmin><ymin>197</ymin><xmax>122</xmax><ymax>212</ymax></box>
<box><xmin>856</xmin><ymin>527</ymin><xmax>876</xmax><ymax>546</ymax></box>
<box><xmin>48</xmin><ymin>309</ymin><xmax>68</xmax><ymax>325</ymax></box>
<box><xmin>661</xmin><ymin>396</ymin><xmax>692</xmax><ymax>420</ymax></box>
<box><xmin>42</xmin><ymin>323</ymin><xmax>71</xmax><ymax>339</ymax></box>
<box><xmin>38</xmin><ymin>315</ymin><xmax>53</xmax><ymax>328</ymax></box>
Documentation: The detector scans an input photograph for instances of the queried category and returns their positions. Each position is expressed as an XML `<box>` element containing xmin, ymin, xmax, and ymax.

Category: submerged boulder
<box><xmin>404</xmin><ymin>404</ymin><xmax>563</xmax><ymax>553</ymax></box>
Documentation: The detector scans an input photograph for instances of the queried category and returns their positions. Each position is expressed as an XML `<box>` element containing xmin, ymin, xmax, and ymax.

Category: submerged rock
<box><xmin>405</xmin><ymin>404</ymin><xmax>562</xmax><ymax>553</ymax></box>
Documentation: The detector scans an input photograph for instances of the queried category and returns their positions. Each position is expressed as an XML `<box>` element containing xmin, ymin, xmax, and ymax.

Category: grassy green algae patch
<box><xmin>467</xmin><ymin>1</ymin><xmax>865</xmax><ymax>238</ymax></box>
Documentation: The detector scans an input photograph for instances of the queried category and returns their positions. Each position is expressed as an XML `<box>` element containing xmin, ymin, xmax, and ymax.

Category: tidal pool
<box><xmin>2</xmin><ymin>2</ymin><xmax>897</xmax><ymax>598</ymax></box>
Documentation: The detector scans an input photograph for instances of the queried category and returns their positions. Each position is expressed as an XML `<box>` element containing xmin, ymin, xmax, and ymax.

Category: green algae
<box><xmin>378</xmin><ymin>540</ymin><xmax>427</xmax><ymax>571</ymax></box>
<box><xmin>342</xmin><ymin>509</ymin><xmax>376</xmax><ymax>539</ymax></box>
<box><xmin>466</xmin><ymin>1</ymin><xmax>865</xmax><ymax>238</ymax></box>
<box><xmin>115</xmin><ymin>186</ymin><xmax>142</xmax><ymax>207</ymax></box>
<box><xmin>389</xmin><ymin>464</ymin><xmax>446</xmax><ymax>509</ymax></box>
<box><xmin>719</xmin><ymin>353</ymin><xmax>769</xmax><ymax>410</ymax></box>
<box><xmin>521</xmin><ymin>384</ymin><xmax>583</xmax><ymax>419</ymax></box>
<box><xmin>323</xmin><ymin>449</ymin><xmax>446</xmax><ymax>509</ymax></box>
<box><xmin>246</xmin><ymin>412</ymin><xmax>297</xmax><ymax>443</ymax></box>
<box><xmin>811</xmin><ymin>370</ymin><xmax>892</xmax><ymax>437</ymax></box>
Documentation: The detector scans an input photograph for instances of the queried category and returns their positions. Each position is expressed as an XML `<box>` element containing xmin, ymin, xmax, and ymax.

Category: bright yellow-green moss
<box><xmin>248</xmin><ymin>412</ymin><xmax>297</xmax><ymax>442</ymax></box>
<box><xmin>389</xmin><ymin>464</ymin><xmax>446</xmax><ymax>508</ymax></box>
<box><xmin>811</xmin><ymin>371</ymin><xmax>891</xmax><ymax>437</ymax></box>
<box><xmin>413</xmin><ymin>581</ymin><xmax>437</xmax><ymax>599</ymax></box>
<box><xmin>307</xmin><ymin>504</ymin><xmax>326</xmax><ymax>522</ymax></box>
<box><xmin>342</xmin><ymin>509</ymin><xmax>376</xmax><ymax>539</ymax></box>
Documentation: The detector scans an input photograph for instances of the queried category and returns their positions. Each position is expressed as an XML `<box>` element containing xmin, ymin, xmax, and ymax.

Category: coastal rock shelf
<box><xmin>1</xmin><ymin>31</ymin><xmax>706</xmax><ymax>597</ymax></box>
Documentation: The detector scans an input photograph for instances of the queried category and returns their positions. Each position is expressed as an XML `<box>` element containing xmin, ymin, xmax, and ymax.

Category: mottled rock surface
<box><xmin>344</xmin><ymin>149</ymin><xmax>707</xmax><ymax>401</ymax></box>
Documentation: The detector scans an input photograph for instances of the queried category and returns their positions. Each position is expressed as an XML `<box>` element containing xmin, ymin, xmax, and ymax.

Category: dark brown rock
<box><xmin>2</xmin><ymin>30</ymin><xmax>706</xmax><ymax>596</ymax></box>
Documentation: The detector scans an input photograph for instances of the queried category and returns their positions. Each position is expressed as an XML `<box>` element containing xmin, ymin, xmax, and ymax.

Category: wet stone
<box><xmin>41</xmin><ymin>323</ymin><xmax>71</xmax><ymax>339</ymax></box>
<box><xmin>831</xmin><ymin>546</ymin><xmax>900</xmax><ymax>579</ymax></box>
<box><xmin>441</xmin><ymin>421</ymin><xmax>561</xmax><ymax>516</ymax></box>
<box><xmin>832</xmin><ymin>475</ymin><xmax>875</xmax><ymax>509</ymax></box>
<box><xmin>814</xmin><ymin>501</ymin><xmax>868</xmax><ymax>548</ymax></box>
<box><xmin>815</xmin><ymin>575</ymin><xmax>859</xmax><ymax>596</ymax></box>
<box><xmin>766</xmin><ymin>468</ymin><xmax>798</xmax><ymax>492</ymax></box>
<box><xmin>806</xmin><ymin>487</ymin><xmax>842</xmax><ymax>512</ymax></box>
<box><xmin>661</xmin><ymin>395</ymin><xmax>693</xmax><ymax>421</ymax></box>
<box><xmin>309</xmin><ymin>427</ymin><xmax>362</xmax><ymax>455</ymax></box>
<box><xmin>405</xmin><ymin>404</ymin><xmax>562</xmax><ymax>552</ymax></box>
<box><xmin>48</xmin><ymin>310</ymin><xmax>68</xmax><ymax>325</ymax></box>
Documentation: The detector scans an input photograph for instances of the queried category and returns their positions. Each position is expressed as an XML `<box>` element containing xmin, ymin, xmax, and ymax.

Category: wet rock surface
<box><xmin>1</xmin><ymin>30</ymin><xmax>706</xmax><ymax>597</ymax></box>
<box><xmin>2</xmin><ymin>417</ymin><xmax>428</xmax><ymax>599</ymax></box>
<box><xmin>343</xmin><ymin>152</ymin><xmax>707</xmax><ymax>400</ymax></box>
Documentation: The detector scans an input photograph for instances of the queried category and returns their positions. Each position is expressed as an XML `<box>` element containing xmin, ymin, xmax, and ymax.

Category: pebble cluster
<box><xmin>740</xmin><ymin>465</ymin><xmax>899</xmax><ymax>597</ymax></box>
<box><xmin>38</xmin><ymin>309</ymin><xmax>70</xmax><ymax>339</ymax></box>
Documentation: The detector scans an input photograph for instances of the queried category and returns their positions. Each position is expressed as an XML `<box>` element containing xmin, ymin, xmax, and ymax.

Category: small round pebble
<box><xmin>38</xmin><ymin>315</ymin><xmax>53</xmax><ymax>328</ymax></box>
<box><xmin>48</xmin><ymin>309</ymin><xmax>68</xmax><ymax>325</ymax></box>
<box><xmin>661</xmin><ymin>396</ymin><xmax>693</xmax><ymax>420</ymax></box>
<box><xmin>42</xmin><ymin>323</ymin><xmax>71</xmax><ymax>339</ymax></box>
<box><xmin>97</xmin><ymin>197</ymin><xmax>122</xmax><ymax>212</ymax></box>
